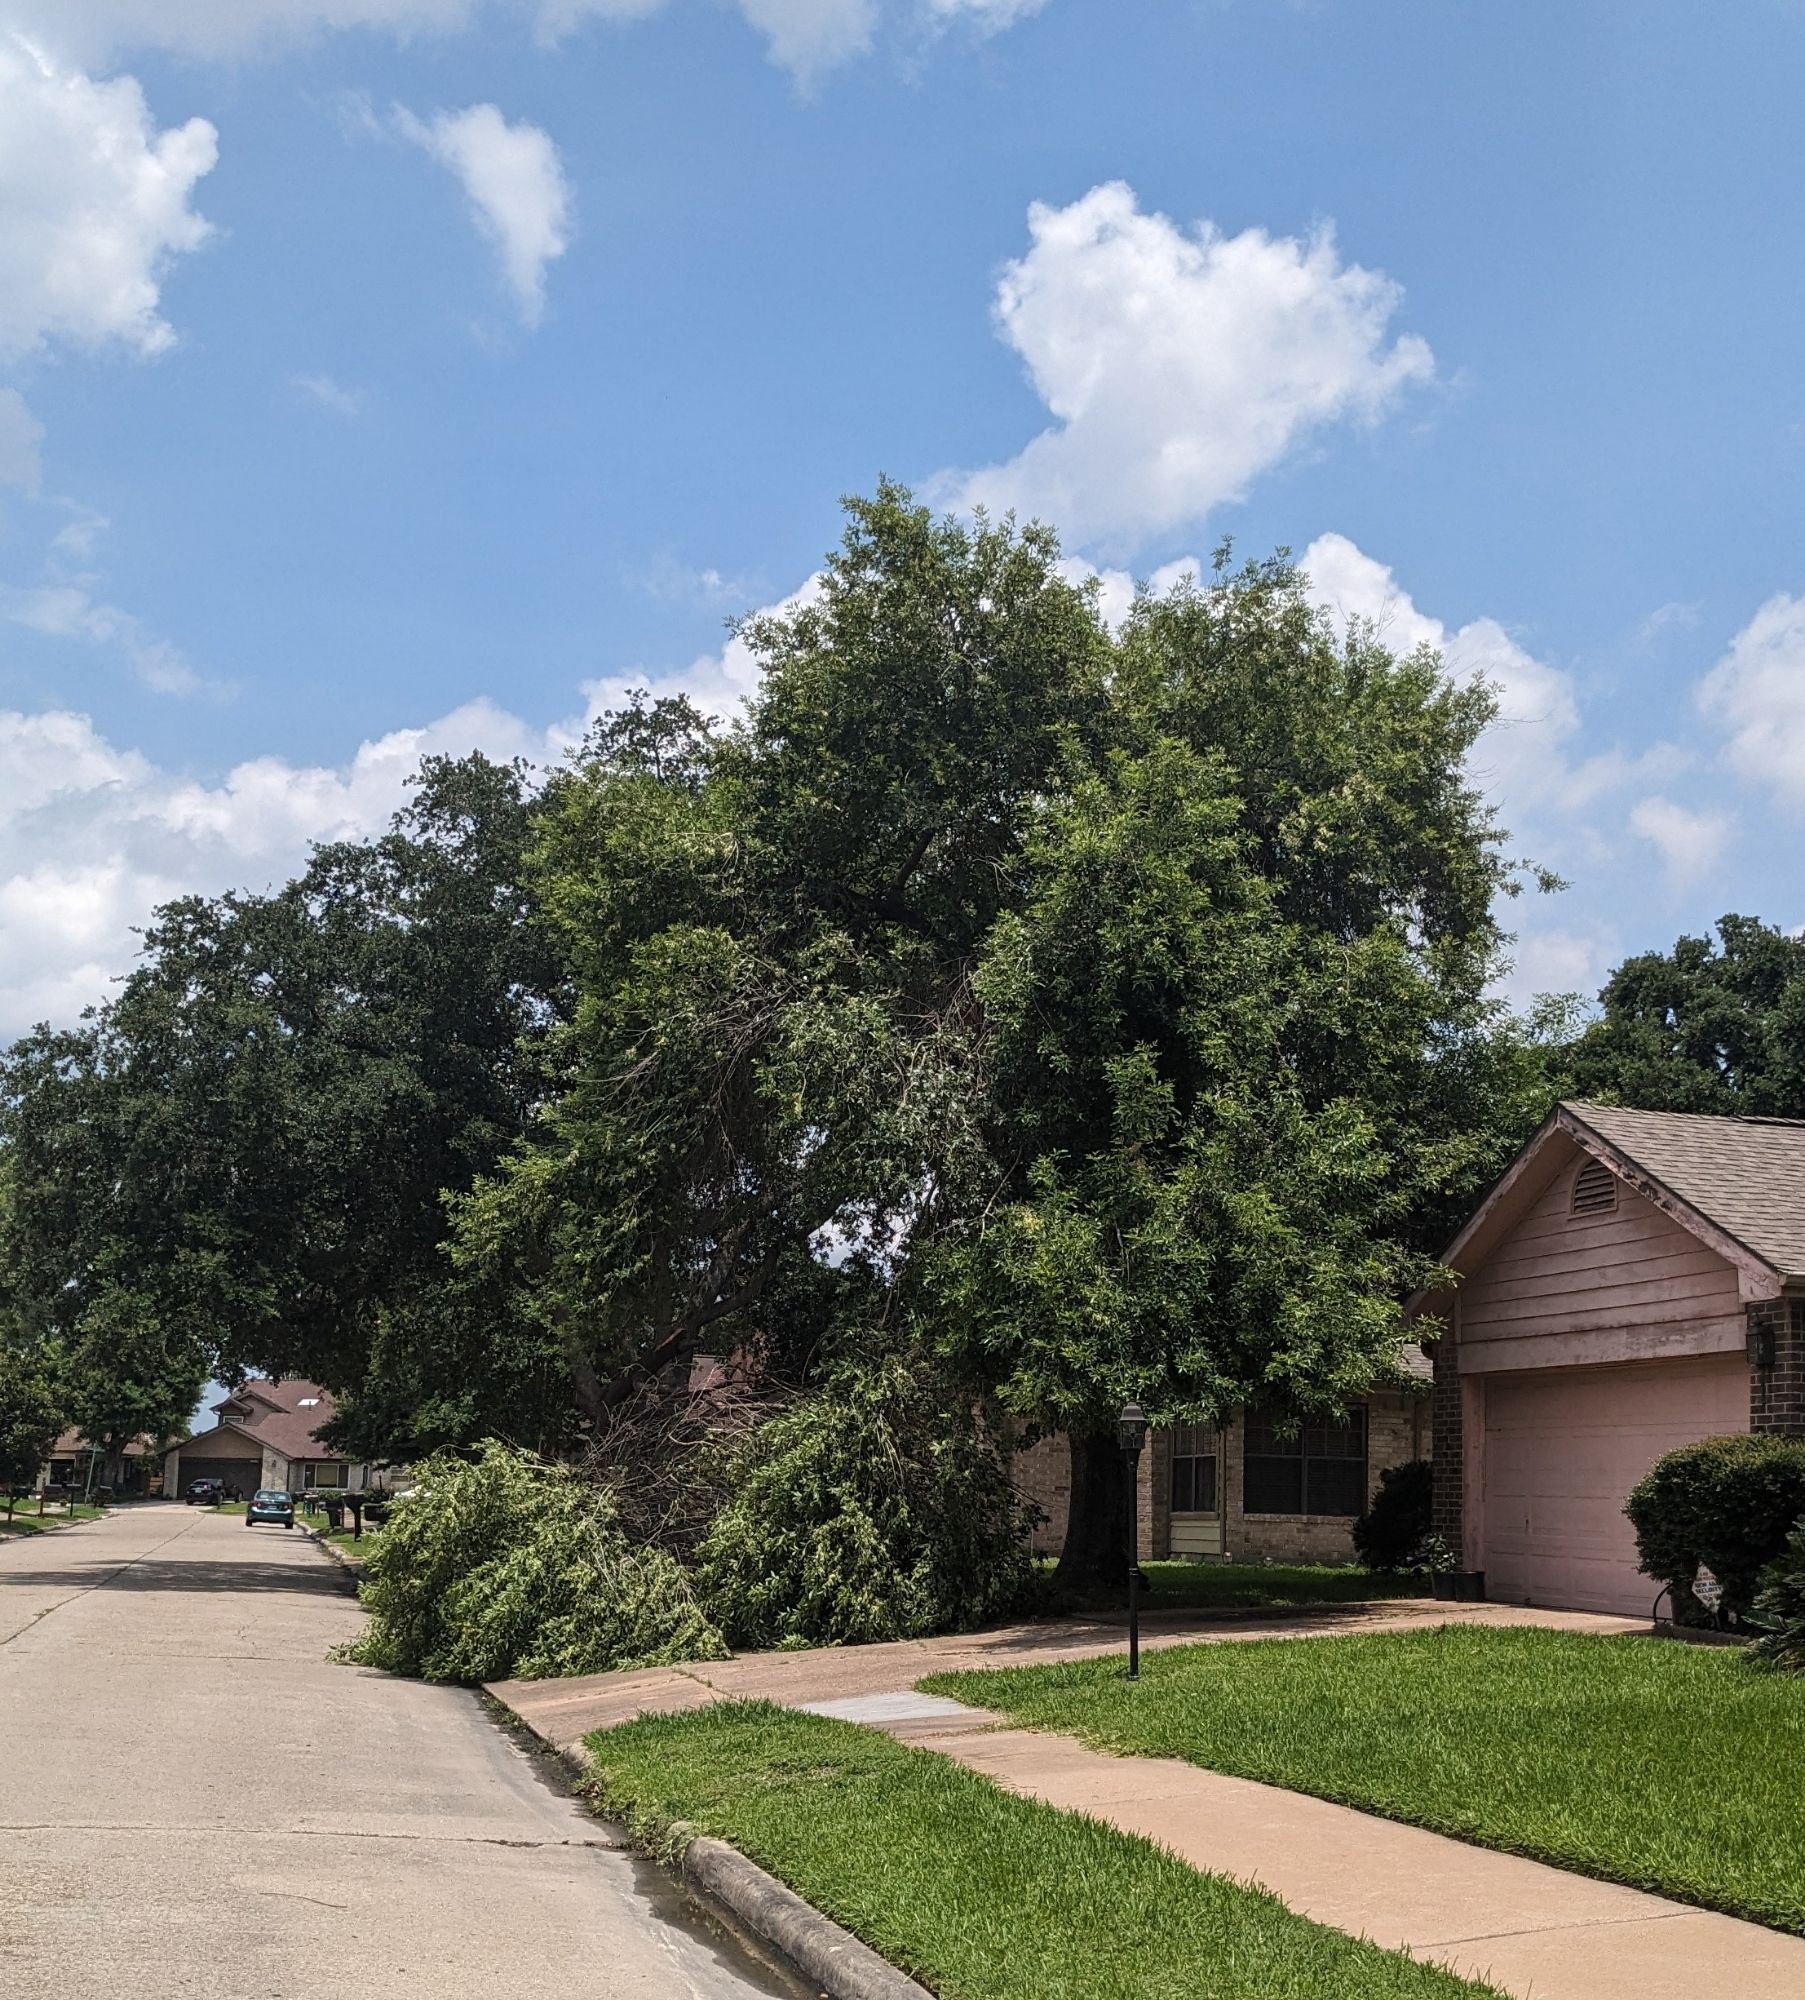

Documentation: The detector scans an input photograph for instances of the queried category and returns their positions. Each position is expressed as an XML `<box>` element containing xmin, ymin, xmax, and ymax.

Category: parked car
<box><xmin>184</xmin><ymin>1477</ymin><xmax>225</xmax><ymax>1505</ymax></box>
<box><xmin>244</xmin><ymin>1488</ymin><xmax>296</xmax><ymax>1529</ymax></box>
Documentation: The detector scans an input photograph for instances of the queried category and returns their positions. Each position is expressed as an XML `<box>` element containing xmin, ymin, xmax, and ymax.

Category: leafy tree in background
<box><xmin>0</xmin><ymin>754</ymin><xmax>565</xmax><ymax>1458</ymax></box>
<box><xmin>1568</xmin><ymin>915</ymin><xmax>1805</xmax><ymax>1115</ymax></box>
<box><xmin>0</xmin><ymin>1335</ymin><xmax>64</xmax><ymax>1507</ymax></box>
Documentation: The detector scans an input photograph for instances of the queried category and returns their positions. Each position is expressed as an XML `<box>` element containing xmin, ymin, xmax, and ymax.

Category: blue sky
<box><xmin>3</xmin><ymin>0</ymin><xmax>1804</xmax><ymax>1036</ymax></box>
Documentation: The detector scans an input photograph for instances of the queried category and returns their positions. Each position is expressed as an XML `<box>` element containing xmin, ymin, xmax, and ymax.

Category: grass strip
<box><xmin>586</xmin><ymin>1700</ymin><xmax>1504</xmax><ymax>2000</ymax></box>
<box><xmin>0</xmin><ymin>1502</ymin><xmax>106</xmax><ymax>1536</ymax></box>
<box><xmin>1135</xmin><ymin>1560</ymin><xmax>1419</xmax><ymax>1610</ymax></box>
<box><xmin>924</xmin><ymin>1623</ymin><xmax>1805</xmax><ymax>1935</ymax></box>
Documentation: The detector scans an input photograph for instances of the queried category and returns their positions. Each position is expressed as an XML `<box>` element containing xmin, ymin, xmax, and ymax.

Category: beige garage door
<box><xmin>1481</xmin><ymin>1356</ymin><xmax>1748</xmax><ymax>1616</ymax></box>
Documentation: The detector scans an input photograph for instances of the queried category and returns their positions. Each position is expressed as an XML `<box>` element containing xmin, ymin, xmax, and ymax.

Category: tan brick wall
<box><xmin>1013</xmin><ymin>1433</ymin><xmax>1070</xmax><ymax>1557</ymax></box>
<box><xmin>1013</xmin><ymin>1429</ymin><xmax>1161</xmax><ymax>1560</ymax></box>
<box><xmin>1226</xmin><ymin>1391</ymin><xmax>1423</xmax><ymax>1562</ymax></box>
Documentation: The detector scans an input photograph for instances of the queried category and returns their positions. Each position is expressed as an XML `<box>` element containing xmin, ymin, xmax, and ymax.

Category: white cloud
<box><xmin>1697</xmin><ymin>592</ymin><xmax>1805</xmax><ymax>811</ymax></box>
<box><xmin>0</xmin><ymin>388</ymin><xmax>43</xmax><ymax>491</ymax></box>
<box><xmin>735</xmin><ymin>0</ymin><xmax>876</xmax><ymax>82</ymax></box>
<box><xmin>292</xmin><ymin>371</ymin><xmax>363</xmax><ymax>415</ymax></box>
<box><xmin>1</xmin><ymin>0</ymin><xmax>1001</xmax><ymax>86</ymax></box>
<box><xmin>397</xmin><ymin>103</ymin><xmax>572</xmax><ymax>327</ymax></box>
<box><xmin>946</xmin><ymin>183</ymin><xmax>1434</xmax><ymax>552</ymax></box>
<box><xmin>1501</xmin><ymin>922</ymin><xmax>1620</xmax><ymax>1007</ymax></box>
<box><xmin>1629</xmin><ymin>795</ymin><xmax>1734</xmax><ymax>889</ymax></box>
<box><xmin>0</xmin><ymin>583</ymin><xmax>806</xmax><ymax>1039</ymax></box>
<box><xmin>2</xmin><ymin>581</ymin><xmax>216</xmax><ymax>697</ymax></box>
<box><xmin>0</xmin><ymin>34</ymin><xmax>216</xmax><ymax>362</ymax></box>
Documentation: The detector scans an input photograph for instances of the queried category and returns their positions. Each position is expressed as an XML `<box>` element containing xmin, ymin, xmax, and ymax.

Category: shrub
<box><xmin>693</xmin><ymin>1356</ymin><xmax>1034</xmax><ymax>1649</ymax></box>
<box><xmin>1351</xmin><ymin>1458</ymin><xmax>1433</xmax><ymax>1571</ymax></box>
<box><xmin>1626</xmin><ymin>1434</ymin><xmax>1805</xmax><ymax>1627</ymax></box>
<box><xmin>347</xmin><ymin>1439</ymin><xmax>726</xmax><ymax>1682</ymax></box>
<box><xmin>1750</xmin><ymin>1520</ymin><xmax>1805</xmax><ymax>1672</ymax></box>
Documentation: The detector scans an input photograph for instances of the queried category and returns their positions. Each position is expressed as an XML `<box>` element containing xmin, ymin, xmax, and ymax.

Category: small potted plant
<box><xmin>1411</xmin><ymin>1533</ymin><xmax>1462</xmax><ymax>1600</ymax></box>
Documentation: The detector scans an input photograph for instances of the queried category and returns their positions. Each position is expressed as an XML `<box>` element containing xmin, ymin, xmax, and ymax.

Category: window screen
<box><xmin>1244</xmin><ymin>1406</ymin><xmax>1367</xmax><ymax>1517</ymax></box>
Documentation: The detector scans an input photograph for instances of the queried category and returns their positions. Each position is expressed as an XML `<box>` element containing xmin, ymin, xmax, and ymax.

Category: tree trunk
<box><xmin>1052</xmin><ymin>1425</ymin><xmax>1134</xmax><ymax>1597</ymax></box>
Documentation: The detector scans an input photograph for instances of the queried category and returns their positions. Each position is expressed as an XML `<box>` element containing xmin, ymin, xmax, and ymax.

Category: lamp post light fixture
<box><xmin>1118</xmin><ymin>1401</ymin><xmax>1149</xmax><ymax>1681</ymax></box>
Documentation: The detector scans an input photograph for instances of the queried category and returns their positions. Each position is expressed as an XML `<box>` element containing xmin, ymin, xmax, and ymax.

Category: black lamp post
<box><xmin>1117</xmin><ymin>1401</ymin><xmax>1149</xmax><ymax>1680</ymax></box>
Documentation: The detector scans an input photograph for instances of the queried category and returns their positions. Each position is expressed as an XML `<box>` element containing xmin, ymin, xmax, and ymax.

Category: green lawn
<box><xmin>585</xmin><ymin>1701</ymin><xmax>1504</xmax><ymax>2000</ymax></box>
<box><xmin>1135</xmin><ymin>1560</ymin><xmax>1420</xmax><ymax>1610</ymax></box>
<box><xmin>0</xmin><ymin>1500</ymin><xmax>106</xmax><ymax>1536</ymax></box>
<box><xmin>924</xmin><ymin>1624</ymin><xmax>1805</xmax><ymax>1935</ymax></box>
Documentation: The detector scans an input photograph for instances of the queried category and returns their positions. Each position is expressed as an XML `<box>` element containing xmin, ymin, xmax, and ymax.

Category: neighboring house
<box><xmin>1413</xmin><ymin>1101</ymin><xmax>1805</xmax><ymax>1617</ymax></box>
<box><xmin>163</xmin><ymin>1380</ymin><xmax>370</xmax><ymax>1499</ymax></box>
<box><xmin>1016</xmin><ymin>1366</ymin><xmax>1429</xmax><ymax>1566</ymax></box>
<box><xmin>40</xmin><ymin>1432</ymin><xmax>156</xmax><ymax>1497</ymax></box>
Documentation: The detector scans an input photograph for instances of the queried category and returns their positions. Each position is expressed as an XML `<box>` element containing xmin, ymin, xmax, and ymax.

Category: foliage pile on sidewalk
<box><xmin>586</xmin><ymin>1701</ymin><xmax>1507</xmax><ymax>2000</ymax></box>
<box><xmin>926</xmin><ymin>1622</ymin><xmax>1805</xmax><ymax>1934</ymax></box>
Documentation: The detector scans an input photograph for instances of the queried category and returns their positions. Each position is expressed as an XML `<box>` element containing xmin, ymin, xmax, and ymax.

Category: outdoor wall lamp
<box><xmin>1118</xmin><ymin>1401</ymin><xmax>1149</xmax><ymax>1681</ymax></box>
<box><xmin>1748</xmin><ymin>1321</ymin><xmax>1777</xmax><ymax>1371</ymax></box>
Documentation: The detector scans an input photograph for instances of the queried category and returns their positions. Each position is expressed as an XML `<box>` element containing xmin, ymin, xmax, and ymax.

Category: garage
<box><xmin>1480</xmin><ymin>1355</ymin><xmax>1748</xmax><ymax>1616</ymax></box>
<box><xmin>1417</xmin><ymin>1101</ymin><xmax>1805</xmax><ymax>1619</ymax></box>
<box><xmin>179</xmin><ymin>1454</ymin><xmax>263</xmax><ymax>1498</ymax></box>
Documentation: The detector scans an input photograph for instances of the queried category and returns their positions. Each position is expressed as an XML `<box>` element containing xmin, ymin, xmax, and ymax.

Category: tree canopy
<box><xmin>1568</xmin><ymin>915</ymin><xmax>1805</xmax><ymax>1116</ymax></box>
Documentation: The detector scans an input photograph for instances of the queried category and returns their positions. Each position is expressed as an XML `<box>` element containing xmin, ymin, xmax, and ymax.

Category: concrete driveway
<box><xmin>0</xmin><ymin>1505</ymin><xmax>796</xmax><ymax>2000</ymax></box>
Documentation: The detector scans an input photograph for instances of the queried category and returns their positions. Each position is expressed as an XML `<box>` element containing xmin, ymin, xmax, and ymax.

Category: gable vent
<box><xmin>1571</xmin><ymin>1159</ymin><xmax>1619</xmax><ymax>1216</ymax></box>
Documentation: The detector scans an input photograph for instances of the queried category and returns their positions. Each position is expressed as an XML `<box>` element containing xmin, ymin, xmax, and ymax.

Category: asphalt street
<box><xmin>0</xmin><ymin>1503</ymin><xmax>795</xmax><ymax>1999</ymax></box>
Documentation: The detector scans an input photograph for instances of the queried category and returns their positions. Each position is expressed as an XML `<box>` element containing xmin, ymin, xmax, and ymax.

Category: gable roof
<box><xmin>179</xmin><ymin>1379</ymin><xmax>343</xmax><ymax>1462</ymax></box>
<box><xmin>1563</xmin><ymin>1101</ymin><xmax>1805</xmax><ymax>1281</ymax></box>
<box><xmin>1416</xmin><ymin>1100</ymin><xmax>1805</xmax><ymax>1315</ymax></box>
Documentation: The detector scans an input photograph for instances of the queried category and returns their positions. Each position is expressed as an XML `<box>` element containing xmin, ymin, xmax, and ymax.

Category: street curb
<box><xmin>494</xmin><ymin>1696</ymin><xmax>933</xmax><ymax>2000</ymax></box>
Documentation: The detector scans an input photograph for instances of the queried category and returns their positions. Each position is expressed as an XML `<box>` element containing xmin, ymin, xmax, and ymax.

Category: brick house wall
<box><xmin>1016</xmin><ymin>1393</ymin><xmax>1425</xmax><ymax>1565</ymax></box>
<box><xmin>1013</xmin><ymin>1428</ymin><xmax>1163</xmax><ymax>1562</ymax></box>
<box><xmin>1430</xmin><ymin>1336</ymin><xmax>1463</xmax><ymax>1555</ymax></box>
<box><xmin>1748</xmin><ymin>1298</ymin><xmax>1805</xmax><ymax>1437</ymax></box>
<box><xmin>1227</xmin><ymin>1392</ymin><xmax>1424</xmax><ymax>1563</ymax></box>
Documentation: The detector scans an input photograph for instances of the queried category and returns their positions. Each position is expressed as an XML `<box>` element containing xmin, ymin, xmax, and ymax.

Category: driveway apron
<box><xmin>0</xmin><ymin>1505</ymin><xmax>795</xmax><ymax>2000</ymax></box>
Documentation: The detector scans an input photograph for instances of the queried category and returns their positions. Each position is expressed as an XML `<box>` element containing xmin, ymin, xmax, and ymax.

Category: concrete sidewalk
<box><xmin>492</xmin><ymin>1603</ymin><xmax>1805</xmax><ymax>2000</ymax></box>
<box><xmin>493</xmin><ymin>1596</ymin><xmax>1638</xmax><ymax>1750</ymax></box>
<box><xmin>804</xmin><ymin>1689</ymin><xmax>1805</xmax><ymax>2000</ymax></box>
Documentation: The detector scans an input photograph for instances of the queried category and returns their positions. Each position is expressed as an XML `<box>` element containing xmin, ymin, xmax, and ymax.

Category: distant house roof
<box><xmin>49</xmin><ymin>1430</ymin><xmax>152</xmax><ymax>1457</ymax></box>
<box><xmin>1417</xmin><ymin>1100</ymin><xmax>1805</xmax><ymax>1315</ymax></box>
<box><xmin>179</xmin><ymin>1379</ymin><xmax>343</xmax><ymax>1463</ymax></box>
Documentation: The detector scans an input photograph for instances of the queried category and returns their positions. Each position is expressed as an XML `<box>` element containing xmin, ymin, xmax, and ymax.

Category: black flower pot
<box><xmin>1431</xmin><ymin>1573</ymin><xmax>1457</xmax><ymax>1602</ymax></box>
<box><xmin>1453</xmin><ymin>1570</ymin><xmax>1487</xmax><ymax>1602</ymax></box>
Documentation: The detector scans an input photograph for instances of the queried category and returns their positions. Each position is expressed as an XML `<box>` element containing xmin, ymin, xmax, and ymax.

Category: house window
<box><xmin>1168</xmin><ymin>1424</ymin><xmax>1218</xmax><ymax>1514</ymax></box>
<box><xmin>1571</xmin><ymin>1159</ymin><xmax>1618</xmax><ymax>1216</ymax></box>
<box><xmin>1243</xmin><ymin>1407</ymin><xmax>1368</xmax><ymax>1516</ymax></box>
<box><xmin>310</xmin><ymin>1462</ymin><xmax>346</xmax><ymax>1489</ymax></box>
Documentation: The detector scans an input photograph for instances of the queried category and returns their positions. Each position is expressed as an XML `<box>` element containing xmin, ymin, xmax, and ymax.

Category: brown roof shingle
<box><xmin>1565</xmin><ymin>1100</ymin><xmax>1805</xmax><ymax>1281</ymax></box>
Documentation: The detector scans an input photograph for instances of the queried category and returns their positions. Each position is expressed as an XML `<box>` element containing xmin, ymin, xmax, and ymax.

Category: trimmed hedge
<box><xmin>1626</xmin><ymin>1433</ymin><xmax>1805</xmax><ymax>1627</ymax></box>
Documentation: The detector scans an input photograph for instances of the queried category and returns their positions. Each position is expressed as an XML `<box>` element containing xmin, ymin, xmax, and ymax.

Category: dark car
<box><xmin>184</xmin><ymin>1476</ymin><xmax>225</xmax><ymax>1506</ymax></box>
<box><xmin>245</xmin><ymin>1488</ymin><xmax>296</xmax><ymax>1529</ymax></box>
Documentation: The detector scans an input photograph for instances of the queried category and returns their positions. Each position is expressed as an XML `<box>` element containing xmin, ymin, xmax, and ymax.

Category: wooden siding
<box><xmin>1458</xmin><ymin>1158</ymin><xmax>1743</xmax><ymax>1371</ymax></box>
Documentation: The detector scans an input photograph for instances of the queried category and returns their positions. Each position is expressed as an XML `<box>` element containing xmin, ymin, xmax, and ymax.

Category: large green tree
<box><xmin>462</xmin><ymin>493</ymin><xmax>1546</xmax><ymax>1585</ymax></box>
<box><xmin>930</xmin><ymin>553</ymin><xmax>1543</xmax><ymax>1584</ymax></box>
